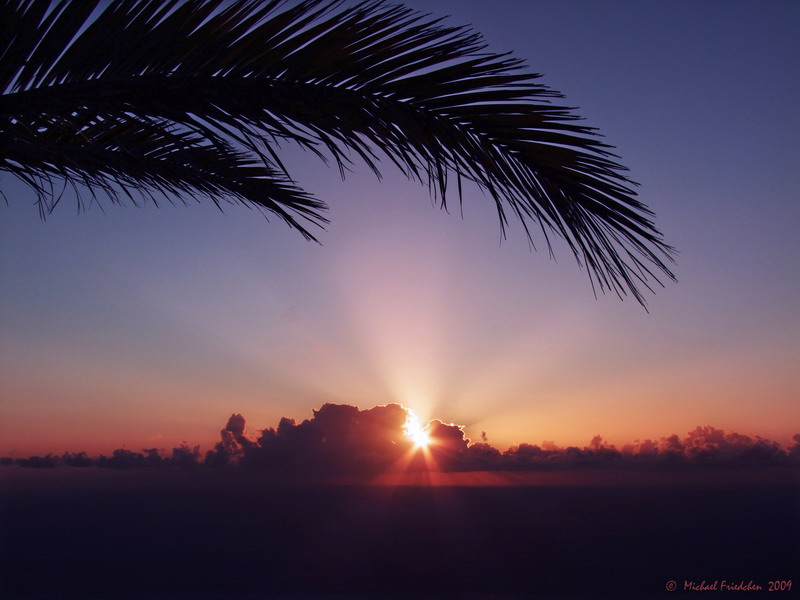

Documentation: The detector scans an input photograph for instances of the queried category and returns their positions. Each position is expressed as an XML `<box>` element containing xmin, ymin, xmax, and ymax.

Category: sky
<box><xmin>1</xmin><ymin>0</ymin><xmax>799</xmax><ymax>457</ymax></box>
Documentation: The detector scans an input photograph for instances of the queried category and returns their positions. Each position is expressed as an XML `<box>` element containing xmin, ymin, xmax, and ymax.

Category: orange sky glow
<box><xmin>2</xmin><ymin>1</ymin><xmax>799</xmax><ymax>460</ymax></box>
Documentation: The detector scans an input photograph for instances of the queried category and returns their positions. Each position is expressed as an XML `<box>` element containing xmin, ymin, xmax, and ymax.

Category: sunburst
<box><xmin>403</xmin><ymin>410</ymin><xmax>430</xmax><ymax>449</ymax></box>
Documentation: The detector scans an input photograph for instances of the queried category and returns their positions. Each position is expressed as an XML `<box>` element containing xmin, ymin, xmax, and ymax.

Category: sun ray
<box><xmin>403</xmin><ymin>409</ymin><xmax>430</xmax><ymax>449</ymax></box>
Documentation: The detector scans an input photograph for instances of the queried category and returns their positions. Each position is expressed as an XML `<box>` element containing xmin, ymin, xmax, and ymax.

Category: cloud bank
<box><xmin>204</xmin><ymin>403</ymin><xmax>471</xmax><ymax>472</ymax></box>
<box><xmin>4</xmin><ymin>404</ymin><xmax>799</xmax><ymax>472</ymax></box>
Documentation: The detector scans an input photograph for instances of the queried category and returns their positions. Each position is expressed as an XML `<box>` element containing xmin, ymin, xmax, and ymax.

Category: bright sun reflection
<box><xmin>403</xmin><ymin>410</ymin><xmax>430</xmax><ymax>449</ymax></box>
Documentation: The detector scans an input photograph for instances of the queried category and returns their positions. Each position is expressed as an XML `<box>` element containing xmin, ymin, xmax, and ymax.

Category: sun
<box><xmin>403</xmin><ymin>410</ymin><xmax>430</xmax><ymax>449</ymax></box>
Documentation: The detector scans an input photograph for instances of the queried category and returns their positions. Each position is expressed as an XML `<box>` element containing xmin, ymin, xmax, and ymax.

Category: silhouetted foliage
<box><xmin>0</xmin><ymin>0</ymin><xmax>675</xmax><ymax>304</ymax></box>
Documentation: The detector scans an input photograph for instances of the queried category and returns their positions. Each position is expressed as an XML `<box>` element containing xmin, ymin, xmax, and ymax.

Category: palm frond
<box><xmin>0</xmin><ymin>0</ymin><xmax>675</xmax><ymax>304</ymax></box>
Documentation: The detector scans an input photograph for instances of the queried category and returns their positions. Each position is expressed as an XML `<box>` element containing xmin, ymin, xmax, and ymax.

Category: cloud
<box><xmin>493</xmin><ymin>426</ymin><xmax>793</xmax><ymax>471</ymax></box>
<box><xmin>201</xmin><ymin>407</ymin><xmax>798</xmax><ymax>473</ymax></box>
<box><xmin>425</xmin><ymin>419</ymin><xmax>470</xmax><ymax>470</ymax></box>
<box><xmin>790</xmin><ymin>434</ymin><xmax>800</xmax><ymax>458</ymax></box>
<box><xmin>28</xmin><ymin>445</ymin><xmax>205</xmax><ymax>470</ymax></box>
<box><xmin>205</xmin><ymin>413</ymin><xmax>252</xmax><ymax>466</ymax></box>
<box><xmin>63</xmin><ymin>451</ymin><xmax>93</xmax><ymax>467</ymax></box>
<box><xmin>203</xmin><ymin>403</ymin><xmax>478</xmax><ymax>473</ymax></box>
<box><xmin>240</xmin><ymin>403</ymin><xmax>413</xmax><ymax>471</ymax></box>
<box><xmin>225</xmin><ymin>413</ymin><xmax>247</xmax><ymax>439</ymax></box>
<box><xmin>170</xmin><ymin>443</ymin><xmax>201</xmax><ymax>467</ymax></box>
<box><xmin>13</xmin><ymin>454</ymin><xmax>59</xmax><ymax>468</ymax></box>
<box><xmin>3</xmin><ymin>404</ymin><xmax>798</xmax><ymax>474</ymax></box>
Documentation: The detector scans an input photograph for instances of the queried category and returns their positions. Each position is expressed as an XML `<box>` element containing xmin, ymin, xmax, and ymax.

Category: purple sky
<box><xmin>1</xmin><ymin>0</ymin><xmax>798</xmax><ymax>455</ymax></box>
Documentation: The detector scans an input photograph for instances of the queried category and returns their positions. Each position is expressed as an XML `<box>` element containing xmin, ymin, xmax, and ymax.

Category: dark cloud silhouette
<box><xmin>63</xmin><ymin>451</ymin><xmax>93</xmax><ymax>467</ymax></box>
<box><xmin>3</xmin><ymin>445</ymin><xmax>203</xmax><ymax>470</ymax></box>
<box><xmin>205</xmin><ymin>404</ymin><xmax>479</xmax><ymax>473</ymax></box>
<box><xmin>98</xmin><ymin>448</ymin><xmax>148</xmax><ymax>469</ymax></box>
<box><xmin>790</xmin><ymin>434</ymin><xmax>800</xmax><ymax>458</ymax></box>
<box><xmin>237</xmin><ymin>403</ymin><xmax>412</xmax><ymax>471</ymax></box>
<box><xmin>170</xmin><ymin>443</ymin><xmax>201</xmax><ymax>467</ymax></box>
<box><xmin>425</xmin><ymin>419</ymin><xmax>470</xmax><ymax>470</ymax></box>
<box><xmin>198</xmin><ymin>406</ymin><xmax>797</xmax><ymax>473</ymax></box>
<box><xmin>490</xmin><ymin>426</ymin><xmax>796</xmax><ymax>471</ymax></box>
<box><xmin>678</xmin><ymin>425</ymin><xmax>785</xmax><ymax>461</ymax></box>
<box><xmin>204</xmin><ymin>413</ymin><xmax>252</xmax><ymax>466</ymax></box>
<box><xmin>3</xmin><ymin>404</ymin><xmax>798</xmax><ymax>473</ymax></box>
<box><xmin>13</xmin><ymin>454</ymin><xmax>59</xmax><ymax>468</ymax></box>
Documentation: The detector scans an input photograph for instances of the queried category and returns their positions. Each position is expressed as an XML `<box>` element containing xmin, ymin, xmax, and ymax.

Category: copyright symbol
<box><xmin>666</xmin><ymin>580</ymin><xmax>677</xmax><ymax>592</ymax></box>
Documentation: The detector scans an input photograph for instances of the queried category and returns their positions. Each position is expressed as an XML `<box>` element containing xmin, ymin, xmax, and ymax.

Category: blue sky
<box><xmin>1</xmin><ymin>0</ymin><xmax>798</xmax><ymax>455</ymax></box>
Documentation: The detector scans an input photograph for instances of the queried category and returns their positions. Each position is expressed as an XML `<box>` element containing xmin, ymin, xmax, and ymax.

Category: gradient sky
<box><xmin>1</xmin><ymin>0</ymin><xmax>799</xmax><ymax>457</ymax></box>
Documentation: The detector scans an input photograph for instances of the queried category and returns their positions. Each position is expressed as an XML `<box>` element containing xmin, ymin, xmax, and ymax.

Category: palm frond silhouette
<box><xmin>1</xmin><ymin>0</ymin><xmax>675</xmax><ymax>304</ymax></box>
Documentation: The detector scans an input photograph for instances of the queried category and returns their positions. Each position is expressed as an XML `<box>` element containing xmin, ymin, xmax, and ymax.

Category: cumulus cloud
<box><xmin>201</xmin><ymin>404</ymin><xmax>478</xmax><ymax>473</ymax></box>
<box><xmin>3</xmin><ymin>404</ymin><xmax>798</xmax><ymax>473</ymax></box>
<box><xmin>425</xmin><ymin>419</ymin><xmax>470</xmax><ymax>470</ymax></box>
<box><xmin>198</xmin><ymin>406</ymin><xmax>798</xmax><ymax>473</ymax></box>
<box><xmin>237</xmin><ymin>403</ymin><xmax>413</xmax><ymax>471</ymax></box>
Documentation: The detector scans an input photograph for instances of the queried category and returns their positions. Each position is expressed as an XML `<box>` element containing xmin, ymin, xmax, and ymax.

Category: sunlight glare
<box><xmin>403</xmin><ymin>410</ymin><xmax>430</xmax><ymax>449</ymax></box>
